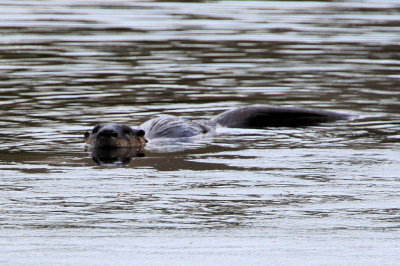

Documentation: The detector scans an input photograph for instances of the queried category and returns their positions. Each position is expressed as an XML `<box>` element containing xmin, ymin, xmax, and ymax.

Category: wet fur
<box><xmin>212</xmin><ymin>105</ymin><xmax>349</xmax><ymax>128</ymax></box>
<box><xmin>84</xmin><ymin>105</ymin><xmax>349</xmax><ymax>149</ymax></box>
<box><xmin>84</xmin><ymin>123</ymin><xmax>146</xmax><ymax>149</ymax></box>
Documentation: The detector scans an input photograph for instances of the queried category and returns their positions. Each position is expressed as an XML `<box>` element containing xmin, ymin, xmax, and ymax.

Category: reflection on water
<box><xmin>89</xmin><ymin>147</ymin><xmax>145</xmax><ymax>165</ymax></box>
<box><xmin>0</xmin><ymin>0</ymin><xmax>399</xmax><ymax>264</ymax></box>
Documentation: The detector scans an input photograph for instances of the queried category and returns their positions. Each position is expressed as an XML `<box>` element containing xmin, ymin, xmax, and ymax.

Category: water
<box><xmin>1</xmin><ymin>0</ymin><xmax>400</xmax><ymax>265</ymax></box>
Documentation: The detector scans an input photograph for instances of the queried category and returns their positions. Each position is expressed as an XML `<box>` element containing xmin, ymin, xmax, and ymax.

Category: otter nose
<box><xmin>98</xmin><ymin>129</ymin><xmax>118</xmax><ymax>138</ymax></box>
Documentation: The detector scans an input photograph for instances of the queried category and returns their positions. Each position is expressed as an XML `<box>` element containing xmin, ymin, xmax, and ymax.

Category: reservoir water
<box><xmin>0</xmin><ymin>0</ymin><xmax>399</xmax><ymax>265</ymax></box>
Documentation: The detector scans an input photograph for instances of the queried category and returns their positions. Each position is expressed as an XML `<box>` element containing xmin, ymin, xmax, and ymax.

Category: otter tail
<box><xmin>211</xmin><ymin>105</ymin><xmax>349</xmax><ymax>128</ymax></box>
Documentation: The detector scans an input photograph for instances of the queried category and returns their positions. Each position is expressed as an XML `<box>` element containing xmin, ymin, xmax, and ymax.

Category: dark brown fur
<box><xmin>84</xmin><ymin>106</ymin><xmax>349</xmax><ymax>150</ymax></box>
<box><xmin>84</xmin><ymin>123</ymin><xmax>147</xmax><ymax>149</ymax></box>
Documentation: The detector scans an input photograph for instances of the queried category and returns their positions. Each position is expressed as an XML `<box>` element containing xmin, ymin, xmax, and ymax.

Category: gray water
<box><xmin>1</xmin><ymin>0</ymin><xmax>400</xmax><ymax>265</ymax></box>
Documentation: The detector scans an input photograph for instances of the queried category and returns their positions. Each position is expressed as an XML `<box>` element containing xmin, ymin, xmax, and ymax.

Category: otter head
<box><xmin>84</xmin><ymin>123</ymin><xmax>147</xmax><ymax>149</ymax></box>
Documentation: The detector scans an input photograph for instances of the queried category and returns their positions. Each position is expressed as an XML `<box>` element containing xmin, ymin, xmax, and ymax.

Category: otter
<box><xmin>84</xmin><ymin>105</ymin><xmax>349</xmax><ymax>150</ymax></box>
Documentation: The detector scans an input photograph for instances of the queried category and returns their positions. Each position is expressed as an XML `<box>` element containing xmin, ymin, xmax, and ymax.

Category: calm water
<box><xmin>1</xmin><ymin>0</ymin><xmax>400</xmax><ymax>265</ymax></box>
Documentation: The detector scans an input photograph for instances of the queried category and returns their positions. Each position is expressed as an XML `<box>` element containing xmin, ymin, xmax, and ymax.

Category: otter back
<box><xmin>212</xmin><ymin>105</ymin><xmax>349</xmax><ymax>128</ymax></box>
<box><xmin>139</xmin><ymin>115</ymin><xmax>214</xmax><ymax>139</ymax></box>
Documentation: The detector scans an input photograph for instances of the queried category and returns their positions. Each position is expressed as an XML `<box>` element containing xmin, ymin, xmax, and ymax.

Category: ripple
<box><xmin>1</xmin><ymin>0</ymin><xmax>400</xmax><ymax>264</ymax></box>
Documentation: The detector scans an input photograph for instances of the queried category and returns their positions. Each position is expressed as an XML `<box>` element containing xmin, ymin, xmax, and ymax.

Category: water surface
<box><xmin>0</xmin><ymin>0</ymin><xmax>399</xmax><ymax>265</ymax></box>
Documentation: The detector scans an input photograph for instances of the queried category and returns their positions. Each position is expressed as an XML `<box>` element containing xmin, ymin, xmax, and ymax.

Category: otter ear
<box><xmin>135</xmin><ymin>129</ymin><xmax>145</xmax><ymax>137</ymax></box>
<box><xmin>84</xmin><ymin>131</ymin><xmax>90</xmax><ymax>140</ymax></box>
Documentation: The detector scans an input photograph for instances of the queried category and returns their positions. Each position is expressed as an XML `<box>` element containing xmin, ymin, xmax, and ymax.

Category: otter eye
<box><xmin>92</xmin><ymin>125</ymin><xmax>101</xmax><ymax>134</ymax></box>
<box><xmin>84</xmin><ymin>131</ymin><xmax>90</xmax><ymax>139</ymax></box>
